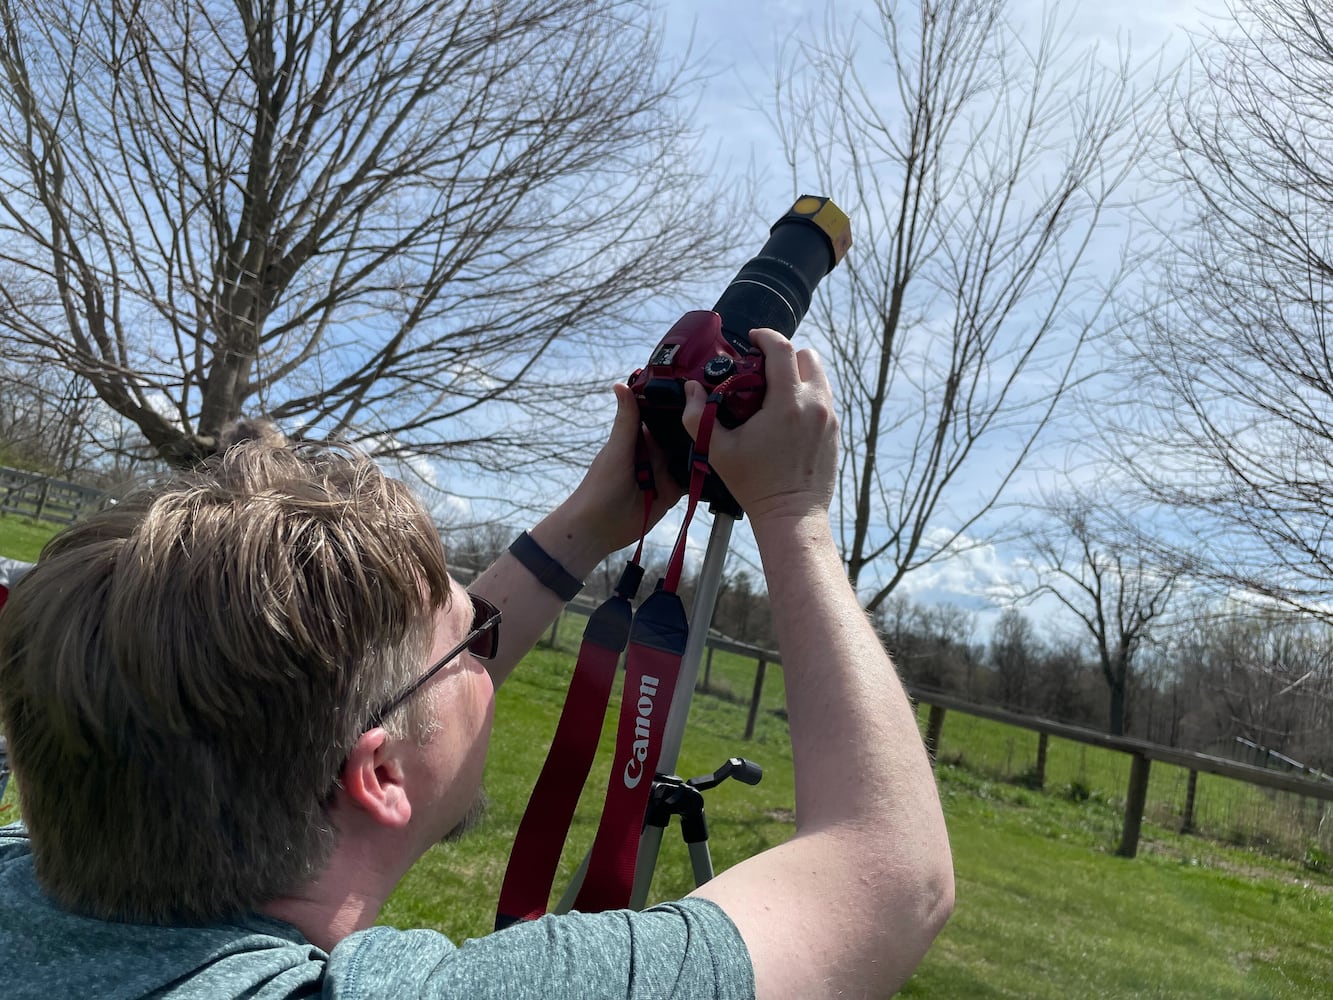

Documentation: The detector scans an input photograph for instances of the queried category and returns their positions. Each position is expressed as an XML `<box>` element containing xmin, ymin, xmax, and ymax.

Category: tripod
<box><xmin>642</xmin><ymin>757</ymin><xmax>763</xmax><ymax>891</ymax></box>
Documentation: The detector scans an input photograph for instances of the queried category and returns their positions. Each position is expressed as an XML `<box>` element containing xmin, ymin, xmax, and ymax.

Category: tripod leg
<box><xmin>687</xmin><ymin>840</ymin><xmax>714</xmax><ymax>887</ymax></box>
<box><xmin>628</xmin><ymin>824</ymin><xmax>666</xmax><ymax>910</ymax></box>
<box><xmin>553</xmin><ymin>849</ymin><xmax>591</xmax><ymax>915</ymax></box>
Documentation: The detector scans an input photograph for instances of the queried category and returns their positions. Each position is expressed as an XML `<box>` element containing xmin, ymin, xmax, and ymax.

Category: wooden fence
<box><xmin>911</xmin><ymin>687</ymin><xmax>1333</xmax><ymax>859</ymax></box>
<box><xmin>0</xmin><ymin>466</ymin><xmax>106</xmax><ymax>525</ymax></box>
<box><xmin>546</xmin><ymin>598</ymin><xmax>1333</xmax><ymax>862</ymax></box>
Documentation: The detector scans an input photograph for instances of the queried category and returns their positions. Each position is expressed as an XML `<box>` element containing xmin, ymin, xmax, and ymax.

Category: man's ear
<box><xmin>337</xmin><ymin>728</ymin><xmax>412</xmax><ymax>829</ymax></box>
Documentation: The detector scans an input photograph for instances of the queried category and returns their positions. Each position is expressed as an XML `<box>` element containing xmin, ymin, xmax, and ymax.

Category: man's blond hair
<box><xmin>0</xmin><ymin>442</ymin><xmax>450</xmax><ymax>923</ymax></box>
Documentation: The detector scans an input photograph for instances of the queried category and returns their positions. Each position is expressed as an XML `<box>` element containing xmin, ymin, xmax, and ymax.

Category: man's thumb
<box><xmin>680</xmin><ymin>381</ymin><xmax>705</xmax><ymax>441</ymax></box>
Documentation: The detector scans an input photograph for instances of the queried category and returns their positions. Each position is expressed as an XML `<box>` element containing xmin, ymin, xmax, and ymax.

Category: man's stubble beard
<box><xmin>442</xmin><ymin>785</ymin><xmax>489</xmax><ymax>843</ymax></box>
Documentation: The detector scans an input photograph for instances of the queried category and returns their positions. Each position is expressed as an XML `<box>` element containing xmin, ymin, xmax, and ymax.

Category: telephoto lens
<box><xmin>711</xmin><ymin>195</ymin><xmax>851</xmax><ymax>351</ymax></box>
<box><xmin>628</xmin><ymin>196</ymin><xmax>850</xmax><ymax>514</ymax></box>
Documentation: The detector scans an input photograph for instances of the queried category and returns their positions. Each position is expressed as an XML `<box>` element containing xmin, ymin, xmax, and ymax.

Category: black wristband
<box><xmin>508</xmin><ymin>531</ymin><xmax>584</xmax><ymax>602</ymax></box>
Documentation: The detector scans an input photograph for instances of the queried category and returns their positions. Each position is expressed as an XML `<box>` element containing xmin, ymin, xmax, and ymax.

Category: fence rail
<box><xmin>909</xmin><ymin>685</ymin><xmax>1333</xmax><ymax>859</ymax></box>
<box><xmin>0</xmin><ymin>467</ymin><xmax>106</xmax><ymax>525</ymax></box>
<box><xmin>548</xmin><ymin>598</ymin><xmax>1333</xmax><ymax>863</ymax></box>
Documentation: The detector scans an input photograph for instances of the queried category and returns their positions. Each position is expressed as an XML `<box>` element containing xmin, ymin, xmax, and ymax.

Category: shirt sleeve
<box><xmin>323</xmin><ymin>897</ymin><xmax>755</xmax><ymax>1000</ymax></box>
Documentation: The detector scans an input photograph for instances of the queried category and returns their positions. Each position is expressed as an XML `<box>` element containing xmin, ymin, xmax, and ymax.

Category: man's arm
<box><xmin>470</xmin><ymin>383</ymin><xmax>682</xmax><ymax>689</ymax></box>
<box><xmin>685</xmin><ymin>330</ymin><xmax>954</xmax><ymax>999</ymax></box>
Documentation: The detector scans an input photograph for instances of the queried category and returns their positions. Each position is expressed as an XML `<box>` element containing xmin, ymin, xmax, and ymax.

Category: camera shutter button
<box><xmin>702</xmin><ymin>356</ymin><xmax>735</xmax><ymax>383</ymax></box>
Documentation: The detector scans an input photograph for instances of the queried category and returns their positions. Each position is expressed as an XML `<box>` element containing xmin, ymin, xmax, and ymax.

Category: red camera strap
<box><xmin>495</xmin><ymin>396</ymin><xmax>726</xmax><ymax>927</ymax></box>
<box><xmin>495</xmin><ymin>592</ymin><xmax>634</xmax><ymax>928</ymax></box>
<box><xmin>572</xmin><ymin>588</ymin><xmax>687</xmax><ymax>912</ymax></box>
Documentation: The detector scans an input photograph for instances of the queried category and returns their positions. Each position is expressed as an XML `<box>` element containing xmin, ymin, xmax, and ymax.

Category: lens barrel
<box><xmin>711</xmin><ymin>196</ymin><xmax>852</xmax><ymax>351</ymax></box>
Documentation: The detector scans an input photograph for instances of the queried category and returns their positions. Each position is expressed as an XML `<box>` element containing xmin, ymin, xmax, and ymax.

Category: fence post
<box><xmin>545</xmin><ymin>612</ymin><xmax>560</xmax><ymax>649</ymax></box>
<box><xmin>703</xmin><ymin>646</ymin><xmax>715</xmax><ymax>690</ymax></box>
<box><xmin>1181</xmin><ymin>769</ymin><xmax>1198</xmax><ymax>835</ymax></box>
<box><xmin>1034</xmin><ymin>732</ymin><xmax>1049</xmax><ymax>789</ymax></box>
<box><xmin>1117</xmin><ymin>752</ymin><xmax>1152</xmax><ymax>858</ymax></box>
<box><xmin>744</xmin><ymin>658</ymin><xmax>767</xmax><ymax>740</ymax></box>
<box><xmin>924</xmin><ymin>704</ymin><xmax>947</xmax><ymax>763</ymax></box>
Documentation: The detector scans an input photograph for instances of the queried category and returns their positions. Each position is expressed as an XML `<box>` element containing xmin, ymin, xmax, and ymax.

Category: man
<box><xmin>0</xmin><ymin>330</ymin><xmax>952</xmax><ymax>998</ymax></box>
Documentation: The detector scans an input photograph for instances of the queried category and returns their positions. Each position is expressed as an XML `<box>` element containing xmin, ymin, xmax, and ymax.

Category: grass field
<box><xmin>923</xmin><ymin>705</ymin><xmax>1333</xmax><ymax>869</ymax></box>
<box><xmin>377</xmin><ymin>626</ymin><xmax>1333</xmax><ymax>998</ymax></box>
<box><xmin>0</xmin><ymin>513</ymin><xmax>56</xmax><ymax>563</ymax></box>
<box><xmin>3</xmin><ymin>518</ymin><xmax>1332</xmax><ymax>995</ymax></box>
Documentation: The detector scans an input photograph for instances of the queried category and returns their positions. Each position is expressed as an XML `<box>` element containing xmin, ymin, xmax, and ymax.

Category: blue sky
<box><xmin>416</xmin><ymin>1</ymin><xmax>1235</xmax><ymax>647</ymax></box>
<box><xmin>659</xmin><ymin>0</ymin><xmax>1228</xmax><ymax>212</ymax></box>
<box><xmin>641</xmin><ymin>0</ymin><xmax>1233</xmax><ymax>644</ymax></box>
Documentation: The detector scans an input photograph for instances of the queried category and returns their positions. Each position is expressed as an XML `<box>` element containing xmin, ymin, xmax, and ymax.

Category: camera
<box><xmin>628</xmin><ymin>196</ymin><xmax>851</xmax><ymax>514</ymax></box>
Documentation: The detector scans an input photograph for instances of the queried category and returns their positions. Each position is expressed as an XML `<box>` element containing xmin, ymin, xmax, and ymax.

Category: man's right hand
<box><xmin>680</xmin><ymin>327</ymin><xmax>838</xmax><ymax>526</ymax></box>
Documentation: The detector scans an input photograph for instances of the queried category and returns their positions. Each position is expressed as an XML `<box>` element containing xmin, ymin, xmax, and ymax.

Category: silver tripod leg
<box><xmin>687</xmin><ymin>839</ymin><xmax>715</xmax><ymax>888</ymax></box>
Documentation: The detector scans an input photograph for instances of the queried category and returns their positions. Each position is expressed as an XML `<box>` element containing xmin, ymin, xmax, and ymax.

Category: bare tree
<box><xmin>1119</xmin><ymin>0</ymin><xmax>1333</xmax><ymax>613</ymax></box>
<box><xmin>1211</xmin><ymin>618</ymin><xmax>1328</xmax><ymax>756</ymax></box>
<box><xmin>767</xmin><ymin>0</ymin><xmax>1163</xmax><ymax>612</ymax></box>
<box><xmin>1023</xmin><ymin>497</ymin><xmax>1184</xmax><ymax>735</ymax></box>
<box><xmin>870</xmin><ymin>594</ymin><xmax>977</xmax><ymax>695</ymax></box>
<box><xmin>713</xmin><ymin>570</ymin><xmax>773</xmax><ymax>646</ymax></box>
<box><xmin>0</xmin><ymin>0</ymin><xmax>740</xmax><ymax>469</ymax></box>
<box><xmin>0</xmin><ymin>351</ymin><xmax>146</xmax><ymax>480</ymax></box>
<box><xmin>1162</xmin><ymin>607</ymin><xmax>1333</xmax><ymax>768</ymax></box>
<box><xmin>989</xmin><ymin>607</ymin><xmax>1039</xmax><ymax>711</ymax></box>
<box><xmin>0</xmin><ymin>362</ymin><xmax>86</xmax><ymax>474</ymax></box>
<box><xmin>1032</xmin><ymin>637</ymin><xmax>1099</xmax><ymax>728</ymax></box>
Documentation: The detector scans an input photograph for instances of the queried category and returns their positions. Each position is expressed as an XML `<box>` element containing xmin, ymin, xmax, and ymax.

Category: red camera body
<box><xmin>628</xmin><ymin>310</ymin><xmax>765</xmax><ymax>427</ymax></box>
<box><xmin>627</xmin><ymin>311</ymin><xmax>766</xmax><ymax>515</ymax></box>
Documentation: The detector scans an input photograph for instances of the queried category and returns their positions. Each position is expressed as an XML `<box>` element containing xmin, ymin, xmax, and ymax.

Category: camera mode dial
<box><xmin>702</xmin><ymin>356</ymin><xmax>735</xmax><ymax>383</ymax></box>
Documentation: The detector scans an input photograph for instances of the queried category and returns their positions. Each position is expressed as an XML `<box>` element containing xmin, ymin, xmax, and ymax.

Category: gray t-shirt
<box><xmin>0</xmin><ymin>824</ymin><xmax>755</xmax><ymax>999</ymax></box>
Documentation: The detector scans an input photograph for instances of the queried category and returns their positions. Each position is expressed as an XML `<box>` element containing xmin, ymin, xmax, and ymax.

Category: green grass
<box><xmin>910</xmin><ymin>766</ymin><xmax>1333</xmax><ymax>998</ymax></box>
<box><xmin>0</xmin><ymin>513</ymin><xmax>59</xmax><ymax>563</ymax></box>
<box><xmin>4</xmin><ymin>595</ymin><xmax>1331</xmax><ymax>995</ymax></box>
<box><xmin>0</xmin><ymin>775</ymin><xmax>16</xmax><ymax>825</ymax></box>
<box><xmin>374</xmin><ymin>632</ymin><xmax>1333</xmax><ymax>997</ymax></box>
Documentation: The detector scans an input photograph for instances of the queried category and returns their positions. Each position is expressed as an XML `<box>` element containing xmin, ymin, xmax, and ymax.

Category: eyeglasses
<box><xmin>365</xmin><ymin>592</ymin><xmax>501</xmax><ymax>730</ymax></box>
